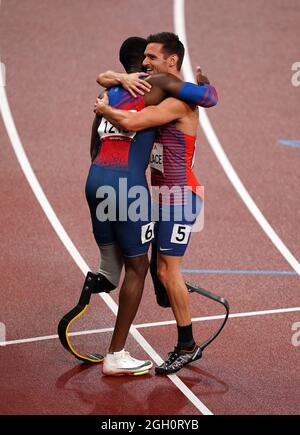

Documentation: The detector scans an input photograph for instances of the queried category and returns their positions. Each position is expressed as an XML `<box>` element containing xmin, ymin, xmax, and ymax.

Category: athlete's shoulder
<box><xmin>107</xmin><ymin>85</ymin><xmax>127</xmax><ymax>99</ymax></box>
<box><xmin>159</xmin><ymin>96</ymin><xmax>190</xmax><ymax>112</ymax></box>
<box><xmin>147</xmin><ymin>73</ymin><xmax>182</xmax><ymax>90</ymax></box>
<box><xmin>108</xmin><ymin>86</ymin><xmax>145</xmax><ymax>111</ymax></box>
<box><xmin>147</xmin><ymin>72</ymin><xmax>174</xmax><ymax>83</ymax></box>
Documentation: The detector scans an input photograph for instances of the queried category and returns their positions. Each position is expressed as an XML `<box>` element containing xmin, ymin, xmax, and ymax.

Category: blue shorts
<box><xmin>152</xmin><ymin>191</ymin><xmax>203</xmax><ymax>257</ymax></box>
<box><xmin>85</xmin><ymin>164</ymin><xmax>154</xmax><ymax>257</ymax></box>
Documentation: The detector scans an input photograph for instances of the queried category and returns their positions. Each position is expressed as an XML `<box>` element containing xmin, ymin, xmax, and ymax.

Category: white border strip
<box><xmin>0</xmin><ymin>62</ymin><xmax>212</xmax><ymax>416</ymax></box>
<box><xmin>173</xmin><ymin>0</ymin><xmax>300</xmax><ymax>276</ymax></box>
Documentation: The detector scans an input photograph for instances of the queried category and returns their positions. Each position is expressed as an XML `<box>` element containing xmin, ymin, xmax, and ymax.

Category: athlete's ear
<box><xmin>169</xmin><ymin>54</ymin><xmax>179</xmax><ymax>68</ymax></box>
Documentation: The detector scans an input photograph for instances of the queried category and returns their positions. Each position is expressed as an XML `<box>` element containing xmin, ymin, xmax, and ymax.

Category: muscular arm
<box><xmin>97</xmin><ymin>97</ymin><xmax>189</xmax><ymax>132</ymax></box>
<box><xmin>97</xmin><ymin>70</ymin><xmax>126</xmax><ymax>88</ymax></box>
<box><xmin>96</xmin><ymin>70</ymin><xmax>217</xmax><ymax>108</ymax></box>
<box><xmin>147</xmin><ymin>73</ymin><xmax>218</xmax><ymax>108</ymax></box>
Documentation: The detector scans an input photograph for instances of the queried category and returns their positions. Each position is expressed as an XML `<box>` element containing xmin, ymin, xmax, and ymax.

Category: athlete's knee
<box><xmin>124</xmin><ymin>255</ymin><xmax>149</xmax><ymax>279</ymax></box>
<box><xmin>157</xmin><ymin>261</ymin><xmax>168</xmax><ymax>286</ymax></box>
<box><xmin>138</xmin><ymin>255</ymin><xmax>149</xmax><ymax>277</ymax></box>
<box><xmin>157</xmin><ymin>258</ymin><xmax>182</xmax><ymax>288</ymax></box>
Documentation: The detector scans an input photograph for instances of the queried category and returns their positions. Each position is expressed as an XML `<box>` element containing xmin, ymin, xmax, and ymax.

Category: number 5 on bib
<box><xmin>171</xmin><ymin>224</ymin><xmax>192</xmax><ymax>244</ymax></box>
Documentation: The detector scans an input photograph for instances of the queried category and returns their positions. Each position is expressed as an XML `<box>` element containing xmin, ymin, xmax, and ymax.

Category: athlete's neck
<box><xmin>166</xmin><ymin>67</ymin><xmax>181</xmax><ymax>80</ymax></box>
<box><xmin>172</xmin><ymin>70</ymin><xmax>181</xmax><ymax>79</ymax></box>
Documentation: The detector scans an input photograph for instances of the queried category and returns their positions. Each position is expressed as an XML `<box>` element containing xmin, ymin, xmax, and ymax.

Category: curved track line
<box><xmin>0</xmin><ymin>63</ymin><xmax>212</xmax><ymax>416</ymax></box>
<box><xmin>174</xmin><ymin>0</ymin><xmax>300</xmax><ymax>277</ymax></box>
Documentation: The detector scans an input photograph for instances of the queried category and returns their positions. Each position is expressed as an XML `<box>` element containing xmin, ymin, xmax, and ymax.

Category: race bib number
<box><xmin>150</xmin><ymin>142</ymin><xmax>164</xmax><ymax>173</ymax></box>
<box><xmin>141</xmin><ymin>222</ymin><xmax>155</xmax><ymax>244</ymax></box>
<box><xmin>98</xmin><ymin>116</ymin><xmax>136</xmax><ymax>140</ymax></box>
<box><xmin>171</xmin><ymin>224</ymin><xmax>192</xmax><ymax>244</ymax></box>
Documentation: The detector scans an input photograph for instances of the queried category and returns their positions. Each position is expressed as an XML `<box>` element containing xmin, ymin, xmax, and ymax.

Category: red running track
<box><xmin>0</xmin><ymin>0</ymin><xmax>300</xmax><ymax>415</ymax></box>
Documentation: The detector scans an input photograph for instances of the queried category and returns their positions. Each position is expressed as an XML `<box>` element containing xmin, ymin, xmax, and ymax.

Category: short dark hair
<box><xmin>119</xmin><ymin>37</ymin><xmax>148</xmax><ymax>73</ymax></box>
<box><xmin>146</xmin><ymin>32</ymin><xmax>185</xmax><ymax>70</ymax></box>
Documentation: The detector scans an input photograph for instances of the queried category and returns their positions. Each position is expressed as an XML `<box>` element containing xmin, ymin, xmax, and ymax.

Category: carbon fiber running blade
<box><xmin>185</xmin><ymin>281</ymin><xmax>230</xmax><ymax>351</ymax></box>
<box><xmin>76</xmin><ymin>353</ymin><xmax>104</xmax><ymax>364</ymax></box>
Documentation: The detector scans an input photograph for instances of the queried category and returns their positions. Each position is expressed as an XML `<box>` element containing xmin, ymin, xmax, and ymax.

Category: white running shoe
<box><xmin>102</xmin><ymin>349</ymin><xmax>153</xmax><ymax>376</ymax></box>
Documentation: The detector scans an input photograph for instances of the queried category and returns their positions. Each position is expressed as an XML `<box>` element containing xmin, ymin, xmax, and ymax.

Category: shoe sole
<box><xmin>103</xmin><ymin>368</ymin><xmax>151</xmax><ymax>376</ymax></box>
<box><xmin>155</xmin><ymin>349</ymin><xmax>202</xmax><ymax>375</ymax></box>
<box><xmin>103</xmin><ymin>361</ymin><xmax>153</xmax><ymax>376</ymax></box>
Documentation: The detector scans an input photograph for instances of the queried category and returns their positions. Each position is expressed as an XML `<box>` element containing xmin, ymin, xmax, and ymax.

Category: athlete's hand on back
<box><xmin>94</xmin><ymin>92</ymin><xmax>109</xmax><ymax>115</ymax></box>
<box><xmin>120</xmin><ymin>72</ymin><xmax>152</xmax><ymax>97</ymax></box>
<box><xmin>196</xmin><ymin>66</ymin><xmax>210</xmax><ymax>85</ymax></box>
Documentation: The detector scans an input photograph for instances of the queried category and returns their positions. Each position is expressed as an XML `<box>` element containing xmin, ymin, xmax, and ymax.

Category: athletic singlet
<box><xmin>150</xmin><ymin>122</ymin><xmax>204</xmax><ymax>204</ymax></box>
<box><xmin>93</xmin><ymin>86</ymin><xmax>156</xmax><ymax>179</ymax></box>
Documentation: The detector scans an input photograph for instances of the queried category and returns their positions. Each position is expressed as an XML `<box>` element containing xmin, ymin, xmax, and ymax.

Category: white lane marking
<box><xmin>0</xmin><ymin>63</ymin><xmax>211</xmax><ymax>416</ymax></box>
<box><xmin>0</xmin><ymin>66</ymin><xmax>89</xmax><ymax>276</ymax></box>
<box><xmin>174</xmin><ymin>0</ymin><xmax>300</xmax><ymax>276</ymax></box>
<box><xmin>1</xmin><ymin>327</ymin><xmax>115</xmax><ymax>346</ymax></box>
<box><xmin>3</xmin><ymin>305</ymin><xmax>300</xmax><ymax>347</ymax></box>
<box><xmin>136</xmin><ymin>306</ymin><xmax>300</xmax><ymax>329</ymax></box>
<box><xmin>0</xmin><ymin>61</ymin><xmax>5</xmax><ymax>87</ymax></box>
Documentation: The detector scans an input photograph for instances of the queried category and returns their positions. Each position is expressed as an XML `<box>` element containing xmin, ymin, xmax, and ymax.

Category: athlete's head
<box><xmin>119</xmin><ymin>37</ymin><xmax>148</xmax><ymax>73</ymax></box>
<box><xmin>143</xmin><ymin>32</ymin><xmax>185</xmax><ymax>74</ymax></box>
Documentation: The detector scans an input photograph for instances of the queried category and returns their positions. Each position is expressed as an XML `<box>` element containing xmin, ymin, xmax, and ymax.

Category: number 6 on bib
<box><xmin>141</xmin><ymin>222</ymin><xmax>155</xmax><ymax>244</ymax></box>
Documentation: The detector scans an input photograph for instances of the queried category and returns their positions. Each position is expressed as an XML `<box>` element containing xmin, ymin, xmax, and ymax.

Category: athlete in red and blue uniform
<box><xmin>150</xmin><ymin>121</ymin><xmax>203</xmax><ymax>255</ymax></box>
<box><xmin>86</xmin><ymin>87</ymin><xmax>155</xmax><ymax>258</ymax></box>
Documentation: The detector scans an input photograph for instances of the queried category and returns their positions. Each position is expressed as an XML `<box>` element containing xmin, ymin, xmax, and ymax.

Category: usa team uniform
<box><xmin>85</xmin><ymin>87</ymin><xmax>156</xmax><ymax>257</ymax></box>
<box><xmin>150</xmin><ymin>122</ymin><xmax>203</xmax><ymax>257</ymax></box>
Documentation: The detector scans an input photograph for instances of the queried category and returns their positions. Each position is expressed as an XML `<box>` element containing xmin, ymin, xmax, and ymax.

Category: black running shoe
<box><xmin>155</xmin><ymin>345</ymin><xmax>202</xmax><ymax>375</ymax></box>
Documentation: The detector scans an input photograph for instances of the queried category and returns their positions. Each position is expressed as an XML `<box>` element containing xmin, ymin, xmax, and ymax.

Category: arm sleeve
<box><xmin>178</xmin><ymin>82</ymin><xmax>218</xmax><ymax>108</ymax></box>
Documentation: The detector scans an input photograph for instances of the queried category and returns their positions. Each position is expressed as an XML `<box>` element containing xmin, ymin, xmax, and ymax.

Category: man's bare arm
<box><xmin>147</xmin><ymin>69</ymin><xmax>209</xmax><ymax>97</ymax></box>
<box><xmin>147</xmin><ymin>72</ymin><xmax>217</xmax><ymax>108</ymax></box>
<box><xmin>97</xmin><ymin>68</ymin><xmax>217</xmax><ymax>107</ymax></box>
<box><xmin>95</xmin><ymin>95</ymin><xmax>189</xmax><ymax>132</ymax></box>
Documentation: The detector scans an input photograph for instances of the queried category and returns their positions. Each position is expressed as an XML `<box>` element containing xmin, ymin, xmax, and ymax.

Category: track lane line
<box><xmin>0</xmin><ymin>327</ymin><xmax>115</xmax><ymax>346</ymax></box>
<box><xmin>3</xmin><ymin>305</ymin><xmax>300</xmax><ymax>347</ymax></box>
<box><xmin>136</xmin><ymin>306</ymin><xmax>300</xmax><ymax>328</ymax></box>
<box><xmin>173</xmin><ymin>0</ymin><xmax>300</xmax><ymax>277</ymax></box>
<box><xmin>0</xmin><ymin>62</ymin><xmax>213</xmax><ymax>416</ymax></box>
